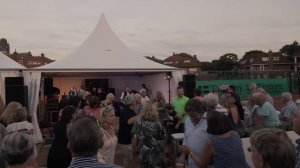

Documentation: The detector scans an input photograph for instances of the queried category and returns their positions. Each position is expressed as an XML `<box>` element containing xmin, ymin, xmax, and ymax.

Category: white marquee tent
<box><xmin>0</xmin><ymin>52</ymin><xmax>42</xmax><ymax>144</ymax></box>
<box><xmin>0</xmin><ymin>52</ymin><xmax>25</xmax><ymax>70</ymax></box>
<box><xmin>35</xmin><ymin>14</ymin><xmax>176</xmax><ymax>72</ymax></box>
<box><xmin>0</xmin><ymin>52</ymin><xmax>25</xmax><ymax>103</ymax></box>
<box><xmin>26</xmin><ymin>14</ymin><xmax>185</xmax><ymax>142</ymax></box>
<box><xmin>32</xmin><ymin>14</ymin><xmax>184</xmax><ymax>97</ymax></box>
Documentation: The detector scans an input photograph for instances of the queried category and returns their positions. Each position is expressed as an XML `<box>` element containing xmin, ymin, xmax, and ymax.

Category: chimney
<box><xmin>268</xmin><ymin>49</ymin><xmax>272</xmax><ymax>55</ymax></box>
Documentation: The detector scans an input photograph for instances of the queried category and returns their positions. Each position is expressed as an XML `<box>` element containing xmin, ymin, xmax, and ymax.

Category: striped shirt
<box><xmin>209</xmin><ymin>131</ymin><xmax>249</xmax><ymax>168</ymax></box>
<box><xmin>69</xmin><ymin>156</ymin><xmax>119</xmax><ymax>168</ymax></box>
<box><xmin>280</xmin><ymin>100</ymin><xmax>297</xmax><ymax>121</ymax></box>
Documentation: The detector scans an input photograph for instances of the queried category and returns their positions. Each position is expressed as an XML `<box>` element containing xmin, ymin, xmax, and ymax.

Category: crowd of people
<box><xmin>0</xmin><ymin>82</ymin><xmax>300</xmax><ymax>168</ymax></box>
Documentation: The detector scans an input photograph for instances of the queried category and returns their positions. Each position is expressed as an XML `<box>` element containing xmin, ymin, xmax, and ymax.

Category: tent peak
<box><xmin>35</xmin><ymin>15</ymin><xmax>176</xmax><ymax>71</ymax></box>
<box><xmin>98</xmin><ymin>13</ymin><xmax>108</xmax><ymax>24</ymax></box>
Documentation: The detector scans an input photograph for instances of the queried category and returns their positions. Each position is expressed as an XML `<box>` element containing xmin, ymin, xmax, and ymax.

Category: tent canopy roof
<box><xmin>40</xmin><ymin>71</ymin><xmax>170</xmax><ymax>78</ymax></box>
<box><xmin>35</xmin><ymin>14</ymin><xmax>175</xmax><ymax>72</ymax></box>
<box><xmin>0</xmin><ymin>52</ymin><xmax>25</xmax><ymax>70</ymax></box>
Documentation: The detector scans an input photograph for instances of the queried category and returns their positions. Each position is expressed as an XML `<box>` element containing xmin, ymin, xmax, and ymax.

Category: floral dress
<box><xmin>132</xmin><ymin>118</ymin><xmax>166</xmax><ymax>168</ymax></box>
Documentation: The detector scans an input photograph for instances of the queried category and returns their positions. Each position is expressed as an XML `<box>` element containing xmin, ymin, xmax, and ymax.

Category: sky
<box><xmin>0</xmin><ymin>0</ymin><xmax>299</xmax><ymax>62</ymax></box>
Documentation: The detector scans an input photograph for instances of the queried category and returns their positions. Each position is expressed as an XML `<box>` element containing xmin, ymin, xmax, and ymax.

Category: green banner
<box><xmin>196</xmin><ymin>78</ymin><xmax>290</xmax><ymax>100</ymax></box>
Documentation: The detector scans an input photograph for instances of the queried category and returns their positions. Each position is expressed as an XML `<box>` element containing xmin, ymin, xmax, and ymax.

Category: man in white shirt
<box><xmin>140</xmin><ymin>89</ymin><xmax>150</xmax><ymax>106</ymax></box>
<box><xmin>180</xmin><ymin>99</ymin><xmax>208</xmax><ymax>168</ymax></box>
<box><xmin>120</xmin><ymin>86</ymin><xmax>134</xmax><ymax>104</ymax></box>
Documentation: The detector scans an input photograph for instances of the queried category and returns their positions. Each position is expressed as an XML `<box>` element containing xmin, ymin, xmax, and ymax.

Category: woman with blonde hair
<box><xmin>154</xmin><ymin>91</ymin><xmax>168</xmax><ymax>123</ymax></box>
<box><xmin>131</xmin><ymin>102</ymin><xmax>165</xmax><ymax>168</ymax></box>
<box><xmin>219</xmin><ymin>93</ymin><xmax>243</xmax><ymax>131</ymax></box>
<box><xmin>0</xmin><ymin>101</ymin><xmax>22</xmax><ymax>126</ymax></box>
<box><xmin>101</xmin><ymin>93</ymin><xmax>115</xmax><ymax>108</ymax></box>
<box><xmin>98</xmin><ymin>105</ymin><xmax>118</xmax><ymax>164</ymax></box>
<box><xmin>133</xmin><ymin>93</ymin><xmax>143</xmax><ymax>115</ymax></box>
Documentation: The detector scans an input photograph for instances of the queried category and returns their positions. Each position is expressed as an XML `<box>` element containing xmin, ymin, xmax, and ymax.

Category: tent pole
<box><xmin>168</xmin><ymin>78</ymin><xmax>171</xmax><ymax>103</ymax></box>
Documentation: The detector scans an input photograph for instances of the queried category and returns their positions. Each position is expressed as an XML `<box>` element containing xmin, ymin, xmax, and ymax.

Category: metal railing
<box><xmin>196</xmin><ymin>70</ymin><xmax>295</xmax><ymax>80</ymax></box>
<box><xmin>195</xmin><ymin>70</ymin><xmax>300</xmax><ymax>95</ymax></box>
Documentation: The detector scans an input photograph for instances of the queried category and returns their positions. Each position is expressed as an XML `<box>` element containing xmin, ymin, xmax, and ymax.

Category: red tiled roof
<box><xmin>162</xmin><ymin>54</ymin><xmax>201</xmax><ymax>68</ymax></box>
<box><xmin>7</xmin><ymin>52</ymin><xmax>54</xmax><ymax>68</ymax></box>
<box><xmin>239</xmin><ymin>52</ymin><xmax>293</xmax><ymax>67</ymax></box>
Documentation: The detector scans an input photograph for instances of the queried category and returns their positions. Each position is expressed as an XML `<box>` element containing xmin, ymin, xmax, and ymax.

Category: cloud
<box><xmin>0</xmin><ymin>0</ymin><xmax>299</xmax><ymax>61</ymax></box>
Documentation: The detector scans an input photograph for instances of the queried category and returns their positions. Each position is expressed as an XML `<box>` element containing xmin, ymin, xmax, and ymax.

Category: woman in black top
<box><xmin>118</xmin><ymin>95</ymin><xmax>139</xmax><ymax>168</ymax></box>
<box><xmin>47</xmin><ymin>106</ymin><xmax>76</xmax><ymax>168</ymax></box>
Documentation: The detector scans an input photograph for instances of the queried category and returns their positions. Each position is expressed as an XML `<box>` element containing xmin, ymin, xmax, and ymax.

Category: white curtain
<box><xmin>23</xmin><ymin>71</ymin><xmax>43</xmax><ymax>143</ymax></box>
<box><xmin>172</xmin><ymin>69</ymin><xmax>186</xmax><ymax>86</ymax></box>
<box><xmin>0</xmin><ymin>71</ymin><xmax>20</xmax><ymax>105</ymax></box>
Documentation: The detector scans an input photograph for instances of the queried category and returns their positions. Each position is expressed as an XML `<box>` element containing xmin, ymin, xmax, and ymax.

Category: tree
<box><xmin>219</xmin><ymin>53</ymin><xmax>238</xmax><ymax>62</ymax></box>
<box><xmin>202</xmin><ymin>54</ymin><xmax>239</xmax><ymax>71</ymax></box>
<box><xmin>280</xmin><ymin>41</ymin><xmax>300</xmax><ymax>57</ymax></box>
<box><xmin>241</xmin><ymin>50</ymin><xmax>265</xmax><ymax>60</ymax></box>
<box><xmin>201</xmin><ymin>61</ymin><xmax>218</xmax><ymax>71</ymax></box>
<box><xmin>217</xmin><ymin>53</ymin><xmax>239</xmax><ymax>70</ymax></box>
